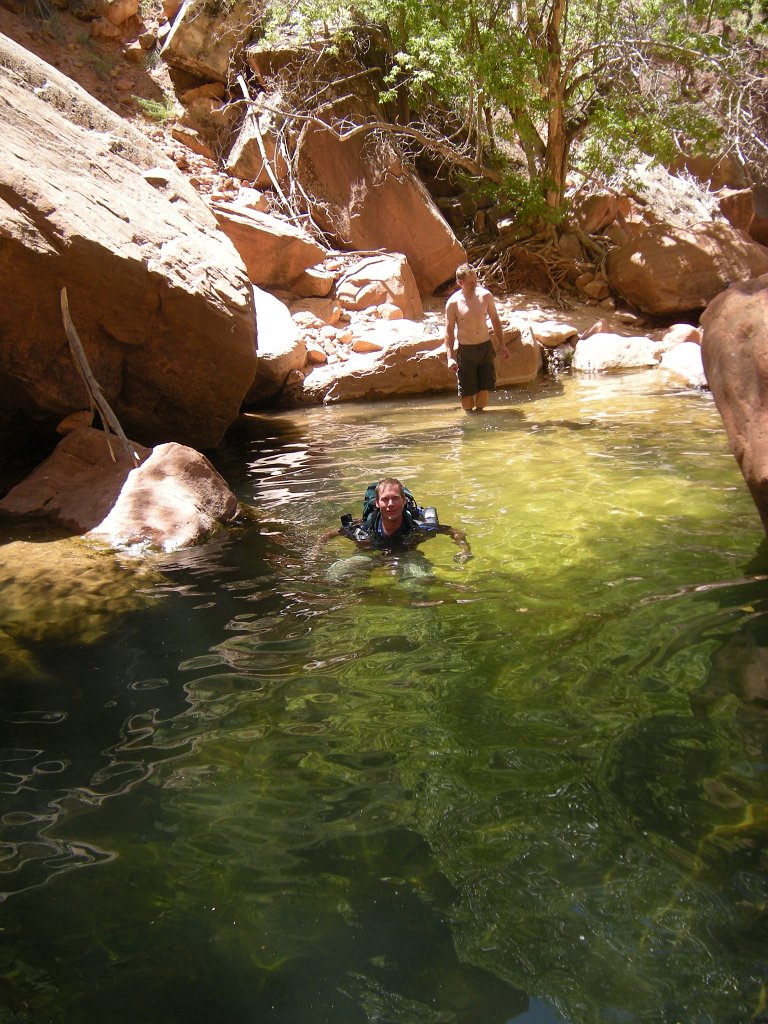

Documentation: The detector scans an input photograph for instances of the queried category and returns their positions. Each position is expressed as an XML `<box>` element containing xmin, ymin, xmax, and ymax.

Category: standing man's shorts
<box><xmin>456</xmin><ymin>340</ymin><xmax>496</xmax><ymax>396</ymax></box>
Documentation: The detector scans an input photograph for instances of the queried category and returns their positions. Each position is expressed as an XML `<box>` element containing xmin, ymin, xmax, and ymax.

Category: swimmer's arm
<box><xmin>439</xmin><ymin>524</ymin><xmax>473</xmax><ymax>563</ymax></box>
<box><xmin>312</xmin><ymin>526</ymin><xmax>344</xmax><ymax>557</ymax></box>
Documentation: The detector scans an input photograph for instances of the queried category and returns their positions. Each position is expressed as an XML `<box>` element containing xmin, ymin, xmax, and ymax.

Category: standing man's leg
<box><xmin>474</xmin><ymin>343</ymin><xmax>496</xmax><ymax>412</ymax></box>
<box><xmin>457</xmin><ymin>346</ymin><xmax>481</xmax><ymax>413</ymax></box>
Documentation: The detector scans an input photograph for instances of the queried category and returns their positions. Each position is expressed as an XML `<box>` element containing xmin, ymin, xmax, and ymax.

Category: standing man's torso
<box><xmin>447</xmin><ymin>286</ymin><xmax>492</xmax><ymax>346</ymax></box>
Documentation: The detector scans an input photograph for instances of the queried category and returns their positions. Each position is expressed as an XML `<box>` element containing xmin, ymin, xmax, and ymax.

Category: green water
<box><xmin>1</xmin><ymin>371</ymin><xmax>767</xmax><ymax>1024</ymax></box>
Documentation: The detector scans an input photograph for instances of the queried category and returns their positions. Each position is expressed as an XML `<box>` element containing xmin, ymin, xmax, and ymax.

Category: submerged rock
<box><xmin>0</xmin><ymin>520</ymin><xmax>158</xmax><ymax>679</ymax></box>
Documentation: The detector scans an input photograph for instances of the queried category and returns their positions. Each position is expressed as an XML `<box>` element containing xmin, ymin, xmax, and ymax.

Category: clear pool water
<box><xmin>1</xmin><ymin>371</ymin><xmax>766</xmax><ymax>1024</ymax></box>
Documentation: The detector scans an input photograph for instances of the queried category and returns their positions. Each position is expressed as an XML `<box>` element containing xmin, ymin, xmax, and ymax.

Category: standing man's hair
<box><xmin>455</xmin><ymin>263</ymin><xmax>474</xmax><ymax>281</ymax></box>
<box><xmin>376</xmin><ymin>477</ymin><xmax>405</xmax><ymax>498</ymax></box>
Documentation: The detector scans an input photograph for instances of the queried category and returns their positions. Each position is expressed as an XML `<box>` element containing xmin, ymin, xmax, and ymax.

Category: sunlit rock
<box><xmin>529</xmin><ymin>320</ymin><xmax>579</xmax><ymax>348</ymax></box>
<box><xmin>658</xmin><ymin>323</ymin><xmax>702</xmax><ymax>349</ymax></box>
<box><xmin>659</xmin><ymin>342</ymin><xmax>707</xmax><ymax>389</ymax></box>
<box><xmin>87</xmin><ymin>443</ymin><xmax>240</xmax><ymax>551</ymax></box>
<box><xmin>294</xmin><ymin>318</ymin><xmax>541</xmax><ymax>404</ymax></box>
<box><xmin>160</xmin><ymin>0</ymin><xmax>255</xmax><ymax>80</ymax></box>
<box><xmin>225</xmin><ymin>106</ymin><xmax>289</xmax><ymax>188</ymax></box>
<box><xmin>295</xmin><ymin>122</ymin><xmax>466</xmax><ymax>294</ymax></box>
<box><xmin>572</xmin><ymin>333</ymin><xmax>658</xmax><ymax>372</ymax></box>
<box><xmin>211</xmin><ymin>205</ymin><xmax>327</xmax><ymax>291</ymax></box>
<box><xmin>288</xmin><ymin>297</ymin><xmax>342</xmax><ymax>326</ymax></box>
<box><xmin>335</xmin><ymin>254</ymin><xmax>423</xmax><ymax>319</ymax></box>
<box><xmin>246</xmin><ymin>287</ymin><xmax>305</xmax><ymax>404</ymax></box>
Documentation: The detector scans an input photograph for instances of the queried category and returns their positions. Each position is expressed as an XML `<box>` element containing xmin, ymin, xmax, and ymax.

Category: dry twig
<box><xmin>60</xmin><ymin>288</ymin><xmax>140</xmax><ymax>466</ymax></box>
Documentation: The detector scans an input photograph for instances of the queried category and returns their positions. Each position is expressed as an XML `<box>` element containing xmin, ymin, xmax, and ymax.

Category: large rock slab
<box><xmin>0</xmin><ymin>428</ymin><xmax>149</xmax><ymax>531</ymax></box>
<box><xmin>212</xmin><ymin>204</ymin><xmax>328</xmax><ymax>290</ymax></box>
<box><xmin>225</xmin><ymin>106</ymin><xmax>289</xmax><ymax>187</ymax></box>
<box><xmin>297</xmin><ymin>329</ymin><xmax>450</xmax><ymax>404</ymax></box>
<box><xmin>605</xmin><ymin>222</ymin><xmax>768</xmax><ymax>316</ymax></box>
<box><xmin>294</xmin><ymin>320</ymin><xmax>541</xmax><ymax>404</ymax></box>
<box><xmin>701</xmin><ymin>274</ymin><xmax>768</xmax><ymax>533</ymax></box>
<box><xmin>88</xmin><ymin>442</ymin><xmax>240</xmax><ymax>551</ymax></box>
<box><xmin>0</xmin><ymin>427</ymin><xmax>240</xmax><ymax>550</ymax></box>
<box><xmin>295</xmin><ymin>122</ymin><xmax>466</xmax><ymax>294</ymax></box>
<box><xmin>0</xmin><ymin>35</ymin><xmax>257</xmax><ymax>451</ymax></box>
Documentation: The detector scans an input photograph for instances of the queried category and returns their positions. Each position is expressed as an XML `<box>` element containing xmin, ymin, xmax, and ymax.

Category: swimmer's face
<box><xmin>376</xmin><ymin>484</ymin><xmax>405</xmax><ymax>525</ymax></box>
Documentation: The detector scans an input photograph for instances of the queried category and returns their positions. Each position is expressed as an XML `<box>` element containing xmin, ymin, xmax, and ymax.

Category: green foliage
<box><xmin>134</xmin><ymin>92</ymin><xmax>178</xmax><ymax>124</ymax></box>
<box><xmin>494</xmin><ymin>172</ymin><xmax>565</xmax><ymax>228</ymax></box>
<box><xmin>270</xmin><ymin>0</ymin><xmax>764</xmax><ymax>222</ymax></box>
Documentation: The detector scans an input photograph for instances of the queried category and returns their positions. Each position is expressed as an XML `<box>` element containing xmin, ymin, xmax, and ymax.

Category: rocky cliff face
<box><xmin>0</xmin><ymin>30</ymin><xmax>257</xmax><ymax>453</ymax></box>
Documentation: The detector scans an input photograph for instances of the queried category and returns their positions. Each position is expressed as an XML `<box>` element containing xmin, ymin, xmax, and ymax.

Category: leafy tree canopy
<box><xmin>270</xmin><ymin>0</ymin><xmax>767</xmax><ymax>225</ymax></box>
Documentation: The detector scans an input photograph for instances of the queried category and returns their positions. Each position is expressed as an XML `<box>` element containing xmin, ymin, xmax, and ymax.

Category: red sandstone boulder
<box><xmin>700</xmin><ymin>274</ymin><xmax>768</xmax><ymax>533</ymax></box>
<box><xmin>571</xmin><ymin>193</ymin><xmax>632</xmax><ymax>234</ymax></box>
<box><xmin>605</xmin><ymin>222</ymin><xmax>768</xmax><ymax>315</ymax></box>
<box><xmin>0</xmin><ymin>428</ymin><xmax>240</xmax><ymax>551</ymax></box>
<box><xmin>295</xmin><ymin>122</ymin><xmax>466</xmax><ymax>294</ymax></box>
<box><xmin>160</xmin><ymin>0</ymin><xmax>255</xmax><ymax>81</ymax></box>
<box><xmin>88</xmin><ymin>443</ymin><xmax>240</xmax><ymax>551</ymax></box>
<box><xmin>0</xmin><ymin>35</ymin><xmax>257</xmax><ymax>451</ymax></box>
<box><xmin>336</xmin><ymin>254</ymin><xmax>423</xmax><ymax>319</ymax></box>
<box><xmin>719</xmin><ymin>187</ymin><xmax>768</xmax><ymax>248</ymax></box>
<box><xmin>211</xmin><ymin>205</ymin><xmax>328</xmax><ymax>291</ymax></box>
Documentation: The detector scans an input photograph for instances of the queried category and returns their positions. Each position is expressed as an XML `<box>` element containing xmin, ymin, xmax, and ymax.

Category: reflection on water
<box><xmin>1</xmin><ymin>372</ymin><xmax>767</xmax><ymax>1024</ymax></box>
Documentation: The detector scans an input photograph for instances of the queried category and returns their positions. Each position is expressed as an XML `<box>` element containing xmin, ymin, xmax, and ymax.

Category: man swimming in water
<box><xmin>315</xmin><ymin>477</ymin><xmax>472</xmax><ymax>563</ymax></box>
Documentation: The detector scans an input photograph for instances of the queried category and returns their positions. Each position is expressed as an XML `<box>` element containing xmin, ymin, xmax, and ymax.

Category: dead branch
<box><xmin>247</xmin><ymin>95</ymin><xmax>505</xmax><ymax>185</ymax></box>
<box><xmin>60</xmin><ymin>288</ymin><xmax>140</xmax><ymax>466</ymax></box>
<box><xmin>236</xmin><ymin>75</ymin><xmax>294</xmax><ymax>214</ymax></box>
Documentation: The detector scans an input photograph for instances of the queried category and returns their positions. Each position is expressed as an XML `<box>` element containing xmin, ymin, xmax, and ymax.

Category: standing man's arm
<box><xmin>486</xmin><ymin>294</ymin><xmax>509</xmax><ymax>359</ymax></box>
<box><xmin>445</xmin><ymin>300</ymin><xmax>458</xmax><ymax>372</ymax></box>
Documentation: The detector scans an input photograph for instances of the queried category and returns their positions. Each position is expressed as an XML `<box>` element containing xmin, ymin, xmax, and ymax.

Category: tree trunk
<box><xmin>543</xmin><ymin>0</ymin><xmax>568</xmax><ymax>210</ymax></box>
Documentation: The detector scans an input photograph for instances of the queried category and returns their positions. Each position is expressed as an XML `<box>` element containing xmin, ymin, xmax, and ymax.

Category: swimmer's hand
<box><xmin>454</xmin><ymin>550</ymin><xmax>473</xmax><ymax>564</ymax></box>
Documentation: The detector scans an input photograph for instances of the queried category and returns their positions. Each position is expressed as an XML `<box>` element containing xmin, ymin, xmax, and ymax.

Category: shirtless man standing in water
<box><xmin>444</xmin><ymin>264</ymin><xmax>509</xmax><ymax>413</ymax></box>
